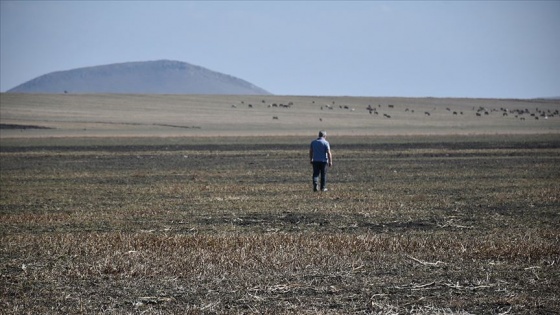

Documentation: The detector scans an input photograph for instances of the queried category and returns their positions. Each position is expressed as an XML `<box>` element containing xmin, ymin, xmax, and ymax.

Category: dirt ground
<box><xmin>1</xmin><ymin>134</ymin><xmax>559</xmax><ymax>314</ymax></box>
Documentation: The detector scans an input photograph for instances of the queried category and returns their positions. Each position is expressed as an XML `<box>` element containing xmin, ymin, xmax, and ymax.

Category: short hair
<box><xmin>318</xmin><ymin>130</ymin><xmax>326</xmax><ymax>138</ymax></box>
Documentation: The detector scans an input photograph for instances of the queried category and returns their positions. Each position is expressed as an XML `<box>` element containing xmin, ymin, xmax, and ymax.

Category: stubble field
<box><xmin>1</xmin><ymin>94</ymin><xmax>559</xmax><ymax>314</ymax></box>
<box><xmin>1</xmin><ymin>134</ymin><xmax>559</xmax><ymax>314</ymax></box>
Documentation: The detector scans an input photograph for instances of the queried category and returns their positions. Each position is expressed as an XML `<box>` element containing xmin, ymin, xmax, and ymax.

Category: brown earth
<box><xmin>1</xmin><ymin>134</ymin><xmax>559</xmax><ymax>314</ymax></box>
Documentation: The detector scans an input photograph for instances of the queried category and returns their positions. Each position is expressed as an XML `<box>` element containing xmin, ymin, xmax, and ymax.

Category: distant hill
<box><xmin>7</xmin><ymin>60</ymin><xmax>272</xmax><ymax>95</ymax></box>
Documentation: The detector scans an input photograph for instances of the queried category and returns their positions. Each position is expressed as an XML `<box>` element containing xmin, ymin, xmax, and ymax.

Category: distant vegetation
<box><xmin>0</xmin><ymin>124</ymin><xmax>52</xmax><ymax>130</ymax></box>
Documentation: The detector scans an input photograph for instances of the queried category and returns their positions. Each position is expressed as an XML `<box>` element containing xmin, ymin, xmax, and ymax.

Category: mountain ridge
<box><xmin>7</xmin><ymin>60</ymin><xmax>272</xmax><ymax>95</ymax></box>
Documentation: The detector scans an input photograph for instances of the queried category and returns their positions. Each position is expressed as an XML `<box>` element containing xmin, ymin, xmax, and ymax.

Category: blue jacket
<box><xmin>310</xmin><ymin>137</ymin><xmax>330</xmax><ymax>162</ymax></box>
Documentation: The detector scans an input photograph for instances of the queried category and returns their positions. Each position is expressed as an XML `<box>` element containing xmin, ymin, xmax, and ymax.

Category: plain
<box><xmin>1</xmin><ymin>94</ymin><xmax>559</xmax><ymax>314</ymax></box>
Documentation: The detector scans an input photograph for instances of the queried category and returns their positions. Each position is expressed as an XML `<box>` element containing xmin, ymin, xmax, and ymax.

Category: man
<box><xmin>309</xmin><ymin>130</ymin><xmax>332</xmax><ymax>192</ymax></box>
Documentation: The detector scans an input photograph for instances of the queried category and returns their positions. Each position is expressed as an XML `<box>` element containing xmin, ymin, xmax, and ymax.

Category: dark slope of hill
<box><xmin>7</xmin><ymin>60</ymin><xmax>272</xmax><ymax>95</ymax></box>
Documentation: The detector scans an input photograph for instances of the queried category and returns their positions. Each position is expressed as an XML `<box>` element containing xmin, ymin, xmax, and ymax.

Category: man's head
<box><xmin>318</xmin><ymin>130</ymin><xmax>327</xmax><ymax>138</ymax></box>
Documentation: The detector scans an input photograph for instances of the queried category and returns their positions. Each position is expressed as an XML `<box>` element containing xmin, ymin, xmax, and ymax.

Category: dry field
<box><xmin>1</xmin><ymin>94</ymin><xmax>559</xmax><ymax>137</ymax></box>
<box><xmin>1</xmin><ymin>94</ymin><xmax>559</xmax><ymax>314</ymax></box>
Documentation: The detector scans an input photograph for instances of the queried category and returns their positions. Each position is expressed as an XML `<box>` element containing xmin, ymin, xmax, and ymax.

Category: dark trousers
<box><xmin>312</xmin><ymin>161</ymin><xmax>328</xmax><ymax>190</ymax></box>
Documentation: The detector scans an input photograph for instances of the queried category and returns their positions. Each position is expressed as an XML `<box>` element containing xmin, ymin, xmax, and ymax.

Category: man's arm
<box><xmin>327</xmin><ymin>149</ymin><xmax>333</xmax><ymax>167</ymax></box>
<box><xmin>309</xmin><ymin>147</ymin><xmax>314</xmax><ymax>163</ymax></box>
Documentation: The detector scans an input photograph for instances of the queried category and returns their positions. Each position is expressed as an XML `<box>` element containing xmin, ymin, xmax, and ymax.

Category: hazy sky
<box><xmin>1</xmin><ymin>1</ymin><xmax>559</xmax><ymax>98</ymax></box>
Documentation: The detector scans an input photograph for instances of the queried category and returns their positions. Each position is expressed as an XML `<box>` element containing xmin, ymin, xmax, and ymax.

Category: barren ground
<box><xmin>0</xmin><ymin>94</ymin><xmax>559</xmax><ymax>314</ymax></box>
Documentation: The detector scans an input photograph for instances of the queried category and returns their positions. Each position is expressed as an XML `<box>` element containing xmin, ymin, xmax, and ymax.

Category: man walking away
<box><xmin>309</xmin><ymin>130</ymin><xmax>333</xmax><ymax>192</ymax></box>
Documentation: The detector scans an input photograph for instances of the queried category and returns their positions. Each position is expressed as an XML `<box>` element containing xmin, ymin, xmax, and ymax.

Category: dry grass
<box><xmin>1</xmin><ymin>134</ymin><xmax>559</xmax><ymax>314</ymax></box>
<box><xmin>1</xmin><ymin>94</ymin><xmax>559</xmax><ymax>138</ymax></box>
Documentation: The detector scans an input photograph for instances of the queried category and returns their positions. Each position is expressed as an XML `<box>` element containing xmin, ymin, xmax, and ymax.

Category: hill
<box><xmin>6</xmin><ymin>60</ymin><xmax>272</xmax><ymax>95</ymax></box>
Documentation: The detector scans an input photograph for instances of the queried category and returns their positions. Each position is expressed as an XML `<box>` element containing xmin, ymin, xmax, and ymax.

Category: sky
<box><xmin>1</xmin><ymin>1</ymin><xmax>559</xmax><ymax>98</ymax></box>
